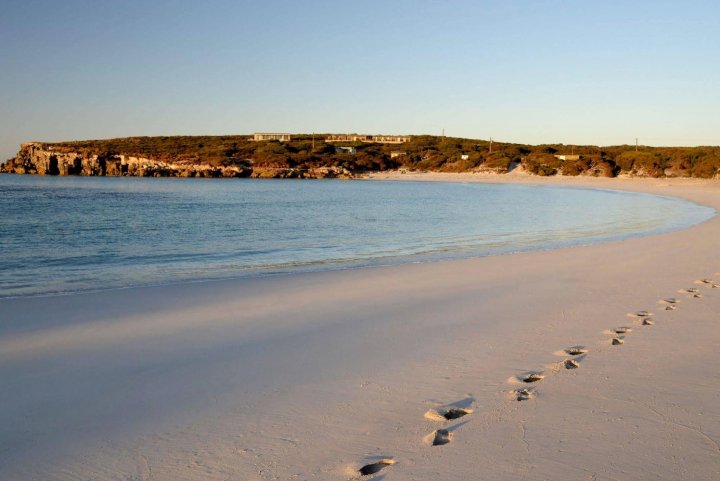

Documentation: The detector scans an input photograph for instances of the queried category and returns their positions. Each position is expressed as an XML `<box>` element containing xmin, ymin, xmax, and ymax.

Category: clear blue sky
<box><xmin>1</xmin><ymin>0</ymin><xmax>719</xmax><ymax>160</ymax></box>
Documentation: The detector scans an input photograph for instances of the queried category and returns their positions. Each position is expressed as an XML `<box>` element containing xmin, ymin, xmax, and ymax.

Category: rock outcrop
<box><xmin>0</xmin><ymin>143</ymin><xmax>353</xmax><ymax>179</ymax></box>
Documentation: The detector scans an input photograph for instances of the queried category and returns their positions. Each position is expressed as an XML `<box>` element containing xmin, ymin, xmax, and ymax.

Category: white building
<box><xmin>554</xmin><ymin>154</ymin><xmax>580</xmax><ymax>161</ymax></box>
<box><xmin>326</xmin><ymin>134</ymin><xmax>411</xmax><ymax>144</ymax></box>
<box><xmin>252</xmin><ymin>133</ymin><xmax>292</xmax><ymax>142</ymax></box>
<box><xmin>335</xmin><ymin>146</ymin><xmax>357</xmax><ymax>154</ymax></box>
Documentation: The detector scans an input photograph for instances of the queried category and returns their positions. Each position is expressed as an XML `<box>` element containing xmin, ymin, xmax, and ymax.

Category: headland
<box><xmin>2</xmin><ymin>134</ymin><xmax>719</xmax><ymax>179</ymax></box>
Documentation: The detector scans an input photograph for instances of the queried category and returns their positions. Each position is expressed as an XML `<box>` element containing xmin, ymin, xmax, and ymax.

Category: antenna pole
<box><xmin>489</xmin><ymin>137</ymin><xmax>493</xmax><ymax>154</ymax></box>
<box><xmin>635</xmin><ymin>138</ymin><xmax>638</xmax><ymax>152</ymax></box>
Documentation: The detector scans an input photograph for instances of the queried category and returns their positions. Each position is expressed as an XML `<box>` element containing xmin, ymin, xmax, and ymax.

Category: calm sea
<box><xmin>0</xmin><ymin>175</ymin><xmax>714</xmax><ymax>297</ymax></box>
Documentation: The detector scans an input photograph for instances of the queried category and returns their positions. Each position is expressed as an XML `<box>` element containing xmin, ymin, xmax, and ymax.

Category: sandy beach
<box><xmin>1</xmin><ymin>174</ymin><xmax>720</xmax><ymax>481</ymax></box>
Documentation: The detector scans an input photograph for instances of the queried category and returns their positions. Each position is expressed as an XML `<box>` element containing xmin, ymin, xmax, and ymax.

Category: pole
<box><xmin>635</xmin><ymin>138</ymin><xmax>638</xmax><ymax>152</ymax></box>
<box><xmin>489</xmin><ymin>137</ymin><xmax>493</xmax><ymax>154</ymax></box>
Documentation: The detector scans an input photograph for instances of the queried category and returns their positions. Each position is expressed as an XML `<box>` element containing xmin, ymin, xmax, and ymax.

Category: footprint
<box><xmin>662</xmin><ymin>297</ymin><xmax>679</xmax><ymax>305</ymax></box>
<box><xmin>515</xmin><ymin>388</ymin><xmax>535</xmax><ymax>401</ymax></box>
<box><xmin>442</xmin><ymin>408</ymin><xmax>472</xmax><ymax>420</ymax></box>
<box><xmin>681</xmin><ymin>288</ymin><xmax>699</xmax><ymax>294</ymax></box>
<box><xmin>642</xmin><ymin>318</ymin><xmax>654</xmax><ymax>326</ymax></box>
<box><xmin>693</xmin><ymin>293</ymin><xmax>703</xmax><ymax>299</ymax></box>
<box><xmin>614</xmin><ymin>327</ymin><xmax>632</xmax><ymax>334</ymax></box>
<box><xmin>431</xmin><ymin>429</ymin><xmax>451</xmax><ymax>446</ymax></box>
<box><xmin>612</xmin><ymin>337</ymin><xmax>625</xmax><ymax>345</ymax></box>
<box><xmin>521</xmin><ymin>372</ymin><xmax>545</xmax><ymax>383</ymax></box>
<box><xmin>696</xmin><ymin>279</ymin><xmax>714</xmax><ymax>285</ymax></box>
<box><xmin>564</xmin><ymin>359</ymin><xmax>580</xmax><ymax>369</ymax></box>
<box><xmin>665</xmin><ymin>305</ymin><xmax>677</xmax><ymax>311</ymax></box>
<box><xmin>359</xmin><ymin>459</ymin><xmax>396</xmax><ymax>476</ymax></box>
<box><xmin>424</xmin><ymin>397</ymin><xmax>475</xmax><ymax>421</ymax></box>
<box><xmin>423</xmin><ymin>419</ymin><xmax>469</xmax><ymax>447</ymax></box>
<box><xmin>712</xmin><ymin>283</ymin><xmax>720</xmax><ymax>289</ymax></box>
<box><xmin>564</xmin><ymin>346</ymin><xmax>588</xmax><ymax>356</ymax></box>
<box><xmin>634</xmin><ymin>310</ymin><xmax>652</xmax><ymax>317</ymax></box>
<box><xmin>424</xmin><ymin>407</ymin><xmax>473</xmax><ymax>421</ymax></box>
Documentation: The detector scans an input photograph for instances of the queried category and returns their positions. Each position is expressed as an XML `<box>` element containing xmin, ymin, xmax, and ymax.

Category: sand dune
<box><xmin>1</xmin><ymin>175</ymin><xmax>719</xmax><ymax>480</ymax></box>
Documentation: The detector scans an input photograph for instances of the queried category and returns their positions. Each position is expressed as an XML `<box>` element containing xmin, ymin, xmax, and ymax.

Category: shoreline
<box><xmin>2</xmin><ymin>175</ymin><xmax>720</xmax><ymax>480</ymax></box>
<box><xmin>363</xmin><ymin>167</ymin><xmax>720</xmax><ymax>188</ymax></box>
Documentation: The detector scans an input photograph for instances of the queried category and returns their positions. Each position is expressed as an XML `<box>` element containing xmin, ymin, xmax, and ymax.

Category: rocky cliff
<box><xmin>0</xmin><ymin>143</ymin><xmax>354</xmax><ymax>179</ymax></box>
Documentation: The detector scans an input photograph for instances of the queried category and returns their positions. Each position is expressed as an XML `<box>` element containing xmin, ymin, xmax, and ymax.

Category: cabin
<box><xmin>554</xmin><ymin>154</ymin><xmax>580</xmax><ymax>161</ymax></box>
<box><xmin>335</xmin><ymin>146</ymin><xmax>357</xmax><ymax>154</ymax></box>
<box><xmin>252</xmin><ymin>133</ymin><xmax>292</xmax><ymax>142</ymax></box>
<box><xmin>326</xmin><ymin>134</ymin><xmax>411</xmax><ymax>144</ymax></box>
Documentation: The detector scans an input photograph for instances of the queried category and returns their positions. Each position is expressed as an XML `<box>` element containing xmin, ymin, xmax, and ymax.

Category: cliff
<box><xmin>1</xmin><ymin>142</ymin><xmax>353</xmax><ymax>179</ymax></box>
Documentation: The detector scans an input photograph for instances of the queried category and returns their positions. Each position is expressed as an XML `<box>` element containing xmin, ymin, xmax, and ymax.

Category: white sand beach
<box><xmin>1</xmin><ymin>174</ymin><xmax>720</xmax><ymax>480</ymax></box>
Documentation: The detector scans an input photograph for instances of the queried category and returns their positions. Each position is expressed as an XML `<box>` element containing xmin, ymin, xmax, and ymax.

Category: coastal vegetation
<box><xmin>2</xmin><ymin>134</ymin><xmax>720</xmax><ymax>178</ymax></box>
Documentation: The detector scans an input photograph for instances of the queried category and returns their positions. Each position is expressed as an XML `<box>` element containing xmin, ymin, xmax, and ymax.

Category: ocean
<box><xmin>0</xmin><ymin>175</ymin><xmax>714</xmax><ymax>297</ymax></box>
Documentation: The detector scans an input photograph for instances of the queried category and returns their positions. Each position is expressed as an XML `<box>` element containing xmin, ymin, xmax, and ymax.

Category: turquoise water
<box><xmin>0</xmin><ymin>175</ymin><xmax>714</xmax><ymax>298</ymax></box>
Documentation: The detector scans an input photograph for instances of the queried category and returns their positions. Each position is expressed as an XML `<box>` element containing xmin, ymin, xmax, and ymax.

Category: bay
<box><xmin>0</xmin><ymin>175</ymin><xmax>713</xmax><ymax>297</ymax></box>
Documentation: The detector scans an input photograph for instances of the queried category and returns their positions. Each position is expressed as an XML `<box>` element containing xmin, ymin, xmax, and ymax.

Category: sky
<box><xmin>1</xmin><ymin>0</ymin><xmax>719</xmax><ymax>160</ymax></box>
